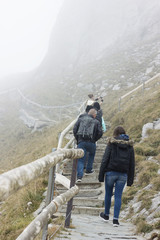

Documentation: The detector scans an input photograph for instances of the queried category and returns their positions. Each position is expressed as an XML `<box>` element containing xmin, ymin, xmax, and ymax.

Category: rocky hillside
<box><xmin>21</xmin><ymin>0</ymin><xmax>160</xmax><ymax>104</ymax></box>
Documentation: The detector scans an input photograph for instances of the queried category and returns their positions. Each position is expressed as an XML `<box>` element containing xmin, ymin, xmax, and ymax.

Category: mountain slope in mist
<box><xmin>1</xmin><ymin>0</ymin><xmax>160</xmax><ymax>106</ymax></box>
<box><xmin>27</xmin><ymin>0</ymin><xmax>160</xmax><ymax>103</ymax></box>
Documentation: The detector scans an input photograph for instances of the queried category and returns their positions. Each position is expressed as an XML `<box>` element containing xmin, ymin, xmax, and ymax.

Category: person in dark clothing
<box><xmin>73</xmin><ymin>109</ymin><xmax>103</xmax><ymax>182</ymax></box>
<box><xmin>85</xmin><ymin>94</ymin><xmax>95</xmax><ymax>113</ymax></box>
<box><xmin>93</xmin><ymin>101</ymin><xmax>103</xmax><ymax>126</ymax></box>
<box><xmin>98</xmin><ymin>126</ymin><xmax>135</xmax><ymax>227</ymax></box>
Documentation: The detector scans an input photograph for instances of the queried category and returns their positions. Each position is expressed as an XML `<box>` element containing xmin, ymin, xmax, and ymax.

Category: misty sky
<box><xmin>0</xmin><ymin>0</ymin><xmax>159</xmax><ymax>84</ymax></box>
<box><xmin>0</xmin><ymin>0</ymin><xmax>63</xmax><ymax>79</ymax></box>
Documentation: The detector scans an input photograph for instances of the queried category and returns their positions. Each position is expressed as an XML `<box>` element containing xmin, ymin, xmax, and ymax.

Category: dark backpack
<box><xmin>77</xmin><ymin>115</ymin><xmax>95</xmax><ymax>140</ymax></box>
<box><xmin>110</xmin><ymin>143</ymin><xmax>130</xmax><ymax>172</ymax></box>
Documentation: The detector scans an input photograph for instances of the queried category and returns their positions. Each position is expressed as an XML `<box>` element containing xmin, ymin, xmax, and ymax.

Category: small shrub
<box><xmin>154</xmin><ymin>212</ymin><xmax>160</xmax><ymax>218</ymax></box>
<box><xmin>143</xmin><ymin>147</ymin><xmax>158</xmax><ymax>156</ymax></box>
<box><xmin>137</xmin><ymin>191</ymin><xmax>152</xmax><ymax>210</ymax></box>
<box><xmin>135</xmin><ymin>154</ymin><xmax>146</xmax><ymax>165</ymax></box>
<box><xmin>148</xmin><ymin>233</ymin><xmax>160</xmax><ymax>240</ymax></box>
<box><xmin>138</xmin><ymin>171</ymin><xmax>152</xmax><ymax>187</ymax></box>
<box><xmin>126</xmin><ymin>206</ymin><xmax>134</xmax><ymax>219</ymax></box>
<box><xmin>154</xmin><ymin>220</ymin><xmax>160</xmax><ymax>229</ymax></box>
<box><xmin>137</xmin><ymin>161</ymin><xmax>158</xmax><ymax>187</ymax></box>
<box><xmin>152</xmin><ymin>176</ymin><xmax>160</xmax><ymax>191</ymax></box>
<box><xmin>135</xmin><ymin>218</ymin><xmax>153</xmax><ymax>233</ymax></box>
<box><xmin>134</xmin><ymin>145</ymin><xmax>144</xmax><ymax>155</ymax></box>
<box><xmin>122</xmin><ymin>186</ymin><xmax>138</xmax><ymax>206</ymax></box>
<box><xmin>42</xmin><ymin>179</ymin><xmax>48</xmax><ymax>186</ymax></box>
<box><xmin>134</xmin><ymin>144</ymin><xmax>158</xmax><ymax>156</ymax></box>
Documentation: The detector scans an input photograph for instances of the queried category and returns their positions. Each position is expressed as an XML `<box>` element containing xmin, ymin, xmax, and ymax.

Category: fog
<box><xmin>0</xmin><ymin>0</ymin><xmax>63</xmax><ymax>79</ymax></box>
<box><xmin>42</xmin><ymin>0</ymin><xmax>160</xmax><ymax>79</ymax></box>
<box><xmin>0</xmin><ymin>0</ymin><xmax>160</xmax><ymax>90</ymax></box>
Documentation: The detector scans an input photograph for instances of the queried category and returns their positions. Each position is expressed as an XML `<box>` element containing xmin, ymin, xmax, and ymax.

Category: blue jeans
<box><xmin>77</xmin><ymin>141</ymin><xmax>96</xmax><ymax>178</ymax></box>
<box><xmin>104</xmin><ymin>171</ymin><xmax>127</xmax><ymax>219</ymax></box>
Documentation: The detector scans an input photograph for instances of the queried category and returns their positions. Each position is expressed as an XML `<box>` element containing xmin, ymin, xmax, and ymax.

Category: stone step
<box><xmin>94</xmin><ymin>157</ymin><xmax>103</xmax><ymax>163</ymax></box>
<box><xmin>63</xmin><ymin>162</ymin><xmax>101</xmax><ymax>170</ymax></box>
<box><xmin>95</xmin><ymin>152</ymin><xmax>105</xmax><ymax>158</ymax></box>
<box><xmin>97</xmin><ymin>140</ymin><xmax>107</xmax><ymax>145</ymax></box>
<box><xmin>60</xmin><ymin>205</ymin><xmax>104</xmax><ymax>215</ymax></box>
<box><xmin>96</xmin><ymin>146</ymin><xmax>106</xmax><ymax>150</ymax></box>
<box><xmin>54</xmin><ymin>214</ymin><xmax>144</xmax><ymax>240</ymax></box>
<box><xmin>57</xmin><ymin>189</ymin><xmax>102</xmax><ymax>198</ymax></box>
<box><xmin>56</xmin><ymin>141</ymin><xmax>106</xmax><ymax>217</ymax></box>
<box><xmin>62</xmin><ymin>168</ymin><xmax>100</xmax><ymax>175</ymax></box>
<box><xmin>72</xmin><ymin>206</ymin><xmax>104</xmax><ymax>215</ymax></box>
<box><xmin>73</xmin><ymin>197</ymin><xmax>104</xmax><ymax>207</ymax></box>
<box><xmin>96</xmin><ymin>144</ymin><xmax>107</xmax><ymax>150</ymax></box>
<box><xmin>56</xmin><ymin>182</ymin><xmax>101</xmax><ymax>190</ymax></box>
<box><xmin>62</xmin><ymin>173</ymin><xmax>99</xmax><ymax>182</ymax></box>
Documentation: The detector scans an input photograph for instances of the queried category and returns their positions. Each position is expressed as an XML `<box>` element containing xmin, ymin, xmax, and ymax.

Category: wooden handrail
<box><xmin>16</xmin><ymin>185</ymin><xmax>79</xmax><ymax>240</ymax></box>
<box><xmin>0</xmin><ymin>148</ymin><xmax>83</xmax><ymax>201</ymax></box>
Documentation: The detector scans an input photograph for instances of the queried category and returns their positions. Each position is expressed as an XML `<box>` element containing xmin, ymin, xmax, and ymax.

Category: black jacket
<box><xmin>73</xmin><ymin>114</ymin><xmax>103</xmax><ymax>144</ymax></box>
<box><xmin>98</xmin><ymin>137</ymin><xmax>135</xmax><ymax>186</ymax></box>
<box><xmin>96</xmin><ymin>109</ymin><xmax>103</xmax><ymax>127</ymax></box>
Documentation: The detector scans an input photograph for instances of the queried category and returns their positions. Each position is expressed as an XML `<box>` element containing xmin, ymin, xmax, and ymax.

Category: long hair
<box><xmin>113</xmin><ymin>126</ymin><xmax>126</xmax><ymax>137</ymax></box>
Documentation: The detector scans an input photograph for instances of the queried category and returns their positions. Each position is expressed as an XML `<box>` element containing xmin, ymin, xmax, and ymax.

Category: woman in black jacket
<box><xmin>98</xmin><ymin>126</ymin><xmax>135</xmax><ymax>227</ymax></box>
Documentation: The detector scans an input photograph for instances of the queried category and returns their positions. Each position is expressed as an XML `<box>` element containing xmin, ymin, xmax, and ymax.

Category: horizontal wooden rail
<box><xmin>16</xmin><ymin>185</ymin><xmax>79</xmax><ymax>240</ymax></box>
<box><xmin>0</xmin><ymin>148</ymin><xmax>83</xmax><ymax>201</ymax></box>
<box><xmin>118</xmin><ymin>73</ymin><xmax>160</xmax><ymax>110</ymax></box>
<box><xmin>121</xmin><ymin>73</ymin><xmax>160</xmax><ymax>100</ymax></box>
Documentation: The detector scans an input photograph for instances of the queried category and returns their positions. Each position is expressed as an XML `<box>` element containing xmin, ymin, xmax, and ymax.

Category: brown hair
<box><xmin>88</xmin><ymin>94</ymin><xmax>94</xmax><ymax>99</ymax></box>
<box><xmin>113</xmin><ymin>126</ymin><xmax>126</xmax><ymax>137</ymax></box>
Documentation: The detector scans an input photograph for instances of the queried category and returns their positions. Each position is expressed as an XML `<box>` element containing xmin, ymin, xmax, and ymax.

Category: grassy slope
<box><xmin>0</xmin><ymin>94</ymin><xmax>72</xmax><ymax>240</ymax></box>
<box><xmin>102</xmin><ymin>78</ymin><xmax>160</xmax><ymax>237</ymax></box>
<box><xmin>0</xmin><ymin>77</ymin><xmax>160</xmax><ymax>239</ymax></box>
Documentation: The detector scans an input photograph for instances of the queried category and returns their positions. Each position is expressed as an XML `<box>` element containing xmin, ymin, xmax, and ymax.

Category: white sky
<box><xmin>0</xmin><ymin>0</ymin><xmax>63</xmax><ymax>79</ymax></box>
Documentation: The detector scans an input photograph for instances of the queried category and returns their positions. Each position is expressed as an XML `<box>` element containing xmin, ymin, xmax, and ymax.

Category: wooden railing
<box><xmin>0</xmin><ymin>149</ymin><xmax>83</xmax><ymax>202</ymax></box>
<box><xmin>0</xmin><ymin>100</ymin><xmax>87</xmax><ymax>240</ymax></box>
<box><xmin>118</xmin><ymin>73</ymin><xmax>160</xmax><ymax>110</ymax></box>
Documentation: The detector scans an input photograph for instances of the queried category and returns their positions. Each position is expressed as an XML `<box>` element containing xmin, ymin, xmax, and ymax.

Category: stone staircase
<box><xmin>55</xmin><ymin>137</ymin><xmax>107</xmax><ymax>216</ymax></box>
<box><xmin>54</xmin><ymin>137</ymin><xmax>146</xmax><ymax>240</ymax></box>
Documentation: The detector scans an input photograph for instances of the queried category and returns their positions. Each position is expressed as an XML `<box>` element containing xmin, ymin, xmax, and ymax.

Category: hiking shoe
<box><xmin>113</xmin><ymin>219</ymin><xmax>119</xmax><ymax>227</ymax></box>
<box><xmin>76</xmin><ymin>178</ymin><xmax>82</xmax><ymax>183</ymax></box>
<box><xmin>99</xmin><ymin>212</ymin><xmax>109</xmax><ymax>222</ymax></box>
<box><xmin>85</xmin><ymin>170</ymin><xmax>95</xmax><ymax>175</ymax></box>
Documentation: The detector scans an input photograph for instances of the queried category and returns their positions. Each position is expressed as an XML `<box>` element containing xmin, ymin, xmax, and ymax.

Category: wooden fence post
<box><xmin>142</xmin><ymin>82</ymin><xmax>145</xmax><ymax>94</ymax></box>
<box><xmin>42</xmin><ymin>148</ymin><xmax>56</xmax><ymax>240</ymax></box>
<box><xmin>65</xmin><ymin>158</ymin><xmax>78</xmax><ymax>227</ymax></box>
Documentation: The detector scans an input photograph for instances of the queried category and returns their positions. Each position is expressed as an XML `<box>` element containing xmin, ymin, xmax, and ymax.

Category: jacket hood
<box><xmin>107</xmin><ymin>137</ymin><xmax>134</xmax><ymax>146</ymax></box>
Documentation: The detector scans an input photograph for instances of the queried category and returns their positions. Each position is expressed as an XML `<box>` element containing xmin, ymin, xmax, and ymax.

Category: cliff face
<box><xmin>40</xmin><ymin>0</ymin><xmax>160</xmax><ymax>78</ymax></box>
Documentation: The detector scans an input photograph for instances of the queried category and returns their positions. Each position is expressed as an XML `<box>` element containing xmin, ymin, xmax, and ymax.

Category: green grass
<box><xmin>102</xmin><ymin>76</ymin><xmax>160</xmax><ymax>235</ymax></box>
<box><xmin>134</xmin><ymin>217</ymin><xmax>153</xmax><ymax>234</ymax></box>
<box><xmin>122</xmin><ymin>186</ymin><xmax>139</xmax><ymax>207</ymax></box>
<box><xmin>1</xmin><ymin>74</ymin><xmax>160</xmax><ymax>238</ymax></box>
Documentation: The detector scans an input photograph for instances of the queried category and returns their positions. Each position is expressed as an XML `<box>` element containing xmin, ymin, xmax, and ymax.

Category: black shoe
<box><xmin>113</xmin><ymin>219</ymin><xmax>119</xmax><ymax>227</ymax></box>
<box><xmin>85</xmin><ymin>170</ymin><xmax>95</xmax><ymax>175</ymax></box>
<box><xmin>99</xmin><ymin>212</ymin><xmax>109</xmax><ymax>222</ymax></box>
<box><xmin>76</xmin><ymin>178</ymin><xmax>82</xmax><ymax>183</ymax></box>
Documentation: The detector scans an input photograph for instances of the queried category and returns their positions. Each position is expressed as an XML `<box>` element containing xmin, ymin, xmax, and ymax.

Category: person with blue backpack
<box><xmin>98</xmin><ymin>126</ymin><xmax>135</xmax><ymax>227</ymax></box>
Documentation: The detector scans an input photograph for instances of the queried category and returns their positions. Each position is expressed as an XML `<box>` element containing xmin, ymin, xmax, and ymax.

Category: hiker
<box><xmin>93</xmin><ymin>101</ymin><xmax>103</xmax><ymax>126</ymax></box>
<box><xmin>85</xmin><ymin>94</ymin><xmax>95</xmax><ymax>113</ymax></box>
<box><xmin>98</xmin><ymin>126</ymin><xmax>135</xmax><ymax>227</ymax></box>
<box><xmin>92</xmin><ymin>101</ymin><xmax>106</xmax><ymax>133</ymax></box>
<box><xmin>73</xmin><ymin>108</ymin><xmax>103</xmax><ymax>182</ymax></box>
